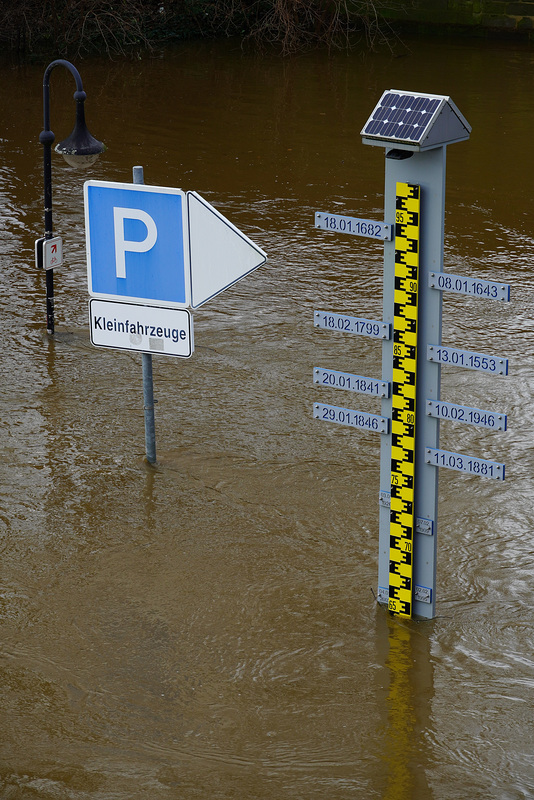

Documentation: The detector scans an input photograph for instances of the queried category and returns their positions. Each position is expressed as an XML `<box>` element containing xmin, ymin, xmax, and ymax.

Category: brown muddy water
<box><xmin>0</xmin><ymin>34</ymin><xmax>533</xmax><ymax>799</ymax></box>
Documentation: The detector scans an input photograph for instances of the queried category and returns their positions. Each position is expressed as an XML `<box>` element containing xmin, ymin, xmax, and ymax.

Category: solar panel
<box><xmin>361</xmin><ymin>90</ymin><xmax>471</xmax><ymax>151</ymax></box>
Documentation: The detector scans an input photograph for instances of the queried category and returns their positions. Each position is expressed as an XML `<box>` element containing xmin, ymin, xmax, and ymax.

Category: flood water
<box><xmin>1</xmin><ymin>33</ymin><xmax>533</xmax><ymax>799</ymax></box>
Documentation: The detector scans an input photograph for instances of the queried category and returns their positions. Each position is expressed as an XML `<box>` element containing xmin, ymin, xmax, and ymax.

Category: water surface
<box><xmin>0</xmin><ymin>35</ymin><xmax>533</xmax><ymax>799</ymax></box>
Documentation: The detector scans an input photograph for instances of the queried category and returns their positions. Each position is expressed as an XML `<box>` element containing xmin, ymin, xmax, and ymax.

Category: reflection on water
<box><xmin>373</xmin><ymin>612</ymin><xmax>434</xmax><ymax>800</ymax></box>
<box><xmin>0</xmin><ymin>35</ymin><xmax>534</xmax><ymax>799</ymax></box>
<box><xmin>384</xmin><ymin>622</ymin><xmax>416</xmax><ymax>800</ymax></box>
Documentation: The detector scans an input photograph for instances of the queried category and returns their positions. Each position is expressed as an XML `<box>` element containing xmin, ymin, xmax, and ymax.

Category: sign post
<box><xmin>132</xmin><ymin>165</ymin><xmax>158</xmax><ymax>463</ymax></box>
<box><xmin>314</xmin><ymin>90</ymin><xmax>510</xmax><ymax>619</ymax></box>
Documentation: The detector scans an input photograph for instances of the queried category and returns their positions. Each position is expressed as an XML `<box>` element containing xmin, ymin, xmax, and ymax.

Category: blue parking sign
<box><xmin>84</xmin><ymin>181</ymin><xmax>189</xmax><ymax>307</ymax></box>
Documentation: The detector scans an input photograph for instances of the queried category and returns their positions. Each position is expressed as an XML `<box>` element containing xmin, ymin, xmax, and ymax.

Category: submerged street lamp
<box><xmin>38</xmin><ymin>59</ymin><xmax>105</xmax><ymax>334</ymax></box>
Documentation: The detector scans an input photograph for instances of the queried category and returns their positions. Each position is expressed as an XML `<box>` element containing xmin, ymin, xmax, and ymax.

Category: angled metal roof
<box><xmin>361</xmin><ymin>90</ymin><xmax>471</xmax><ymax>151</ymax></box>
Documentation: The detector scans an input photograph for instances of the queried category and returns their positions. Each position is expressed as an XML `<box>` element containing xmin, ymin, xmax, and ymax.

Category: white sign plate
<box><xmin>314</xmin><ymin>402</ymin><xmax>389</xmax><ymax>433</ymax></box>
<box><xmin>314</xmin><ymin>367</ymin><xmax>389</xmax><ymax>398</ymax></box>
<box><xmin>427</xmin><ymin>344</ymin><xmax>508</xmax><ymax>375</ymax></box>
<box><xmin>426</xmin><ymin>399</ymin><xmax>507</xmax><ymax>430</ymax></box>
<box><xmin>425</xmin><ymin>447</ymin><xmax>505</xmax><ymax>480</ymax></box>
<box><xmin>89</xmin><ymin>299</ymin><xmax>193</xmax><ymax>358</ymax></box>
<box><xmin>428</xmin><ymin>271</ymin><xmax>510</xmax><ymax>301</ymax></box>
<box><xmin>314</xmin><ymin>310</ymin><xmax>390</xmax><ymax>340</ymax></box>
<box><xmin>35</xmin><ymin>236</ymin><xmax>63</xmax><ymax>270</ymax></box>
<box><xmin>44</xmin><ymin>236</ymin><xmax>63</xmax><ymax>270</ymax></box>
<box><xmin>315</xmin><ymin>212</ymin><xmax>393</xmax><ymax>240</ymax></box>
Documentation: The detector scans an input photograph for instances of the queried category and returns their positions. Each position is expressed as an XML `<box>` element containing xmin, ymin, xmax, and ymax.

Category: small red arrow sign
<box><xmin>51</xmin><ymin>244</ymin><xmax>57</xmax><ymax>253</ymax></box>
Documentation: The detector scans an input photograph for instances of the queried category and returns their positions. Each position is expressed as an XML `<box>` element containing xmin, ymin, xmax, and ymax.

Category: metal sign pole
<box><xmin>132</xmin><ymin>165</ymin><xmax>157</xmax><ymax>464</ymax></box>
<box><xmin>378</xmin><ymin>148</ymin><xmax>446</xmax><ymax>620</ymax></box>
<box><xmin>142</xmin><ymin>343</ymin><xmax>157</xmax><ymax>464</ymax></box>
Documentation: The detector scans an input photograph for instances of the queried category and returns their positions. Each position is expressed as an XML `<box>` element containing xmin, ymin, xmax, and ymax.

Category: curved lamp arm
<box><xmin>41</xmin><ymin>59</ymin><xmax>84</xmax><ymax>136</ymax></box>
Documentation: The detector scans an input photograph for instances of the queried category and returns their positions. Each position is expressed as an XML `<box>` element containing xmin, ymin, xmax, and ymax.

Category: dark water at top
<box><xmin>0</xmin><ymin>34</ymin><xmax>533</xmax><ymax>799</ymax></box>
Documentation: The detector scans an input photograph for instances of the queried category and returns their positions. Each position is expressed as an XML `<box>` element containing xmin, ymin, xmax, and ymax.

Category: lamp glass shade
<box><xmin>58</xmin><ymin>151</ymin><xmax>102</xmax><ymax>168</ymax></box>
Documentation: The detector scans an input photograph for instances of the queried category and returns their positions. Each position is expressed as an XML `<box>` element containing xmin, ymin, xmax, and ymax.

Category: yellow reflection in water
<box><xmin>383</xmin><ymin>621</ymin><xmax>415</xmax><ymax>800</ymax></box>
<box><xmin>380</xmin><ymin>613</ymin><xmax>433</xmax><ymax>800</ymax></box>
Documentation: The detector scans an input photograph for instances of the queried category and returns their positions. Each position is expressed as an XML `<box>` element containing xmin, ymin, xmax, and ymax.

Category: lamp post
<box><xmin>38</xmin><ymin>59</ymin><xmax>105</xmax><ymax>334</ymax></box>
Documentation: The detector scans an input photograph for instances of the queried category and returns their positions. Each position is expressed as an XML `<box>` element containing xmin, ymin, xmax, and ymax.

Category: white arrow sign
<box><xmin>187</xmin><ymin>191</ymin><xmax>267</xmax><ymax>308</ymax></box>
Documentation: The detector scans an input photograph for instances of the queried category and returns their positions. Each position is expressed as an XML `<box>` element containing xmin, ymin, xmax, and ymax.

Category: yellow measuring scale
<box><xmin>388</xmin><ymin>182</ymin><xmax>421</xmax><ymax>618</ymax></box>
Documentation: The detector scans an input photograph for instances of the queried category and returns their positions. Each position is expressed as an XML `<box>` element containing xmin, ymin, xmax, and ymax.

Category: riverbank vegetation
<box><xmin>0</xmin><ymin>0</ymin><xmax>395</xmax><ymax>57</ymax></box>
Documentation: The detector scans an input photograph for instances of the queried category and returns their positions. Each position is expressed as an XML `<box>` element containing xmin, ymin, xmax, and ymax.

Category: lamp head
<box><xmin>55</xmin><ymin>89</ymin><xmax>105</xmax><ymax>168</ymax></box>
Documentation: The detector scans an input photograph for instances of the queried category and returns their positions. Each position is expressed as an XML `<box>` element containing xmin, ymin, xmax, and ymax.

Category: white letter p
<box><xmin>113</xmin><ymin>207</ymin><xmax>158</xmax><ymax>279</ymax></box>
